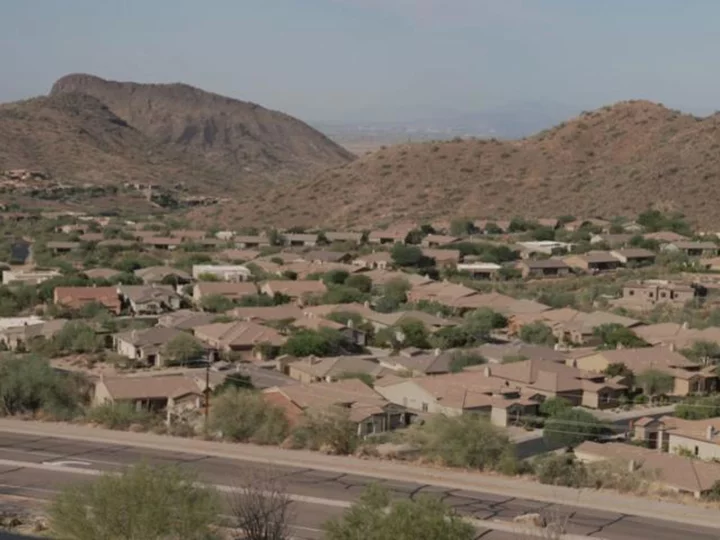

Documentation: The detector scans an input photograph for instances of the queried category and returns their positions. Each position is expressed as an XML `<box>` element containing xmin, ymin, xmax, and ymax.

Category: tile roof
<box><xmin>194</xmin><ymin>320</ymin><xmax>285</xmax><ymax>347</ymax></box>
<box><xmin>100</xmin><ymin>375</ymin><xmax>201</xmax><ymax>401</ymax></box>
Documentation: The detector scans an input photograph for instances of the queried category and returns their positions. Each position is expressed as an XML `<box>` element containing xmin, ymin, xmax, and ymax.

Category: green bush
<box><xmin>85</xmin><ymin>403</ymin><xmax>157</xmax><ymax>430</ymax></box>
<box><xmin>291</xmin><ymin>407</ymin><xmax>358</xmax><ymax>455</ymax></box>
<box><xmin>210</xmin><ymin>388</ymin><xmax>289</xmax><ymax>445</ymax></box>
<box><xmin>544</xmin><ymin>409</ymin><xmax>609</xmax><ymax>448</ymax></box>
<box><xmin>405</xmin><ymin>414</ymin><xmax>518</xmax><ymax>473</ymax></box>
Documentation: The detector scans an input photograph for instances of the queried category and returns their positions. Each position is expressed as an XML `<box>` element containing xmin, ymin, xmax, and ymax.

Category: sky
<box><xmin>1</xmin><ymin>0</ymin><xmax>720</xmax><ymax>124</ymax></box>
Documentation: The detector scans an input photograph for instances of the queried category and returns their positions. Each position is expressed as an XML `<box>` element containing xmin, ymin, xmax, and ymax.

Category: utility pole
<box><xmin>204</xmin><ymin>359</ymin><xmax>210</xmax><ymax>434</ymax></box>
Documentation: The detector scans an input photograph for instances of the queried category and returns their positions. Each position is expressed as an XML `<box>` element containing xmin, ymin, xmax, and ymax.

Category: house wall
<box><xmin>116</xmin><ymin>338</ymin><xmax>139</xmax><ymax>359</ymax></box>
<box><xmin>287</xmin><ymin>365</ymin><xmax>319</xmax><ymax>384</ymax></box>
<box><xmin>374</xmin><ymin>381</ymin><xmax>460</xmax><ymax>416</ymax></box>
<box><xmin>93</xmin><ymin>381</ymin><xmax>114</xmax><ymax>406</ymax></box>
<box><xmin>668</xmin><ymin>433</ymin><xmax>720</xmax><ymax>461</ymax></box>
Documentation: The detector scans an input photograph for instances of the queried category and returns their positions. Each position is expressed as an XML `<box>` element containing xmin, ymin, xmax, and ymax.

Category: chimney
<box><xmin>707</xmin><ymin>425</ymin><xmax>715</xmax><ymax>441</ymax></box>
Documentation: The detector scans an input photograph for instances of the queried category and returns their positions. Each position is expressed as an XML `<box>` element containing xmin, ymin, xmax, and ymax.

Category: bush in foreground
<box><xmin>50</xmin><ymin>463</ymin><xmax>218</xmax><ymax>540</ymax></box>
<box><xmin>210</xmin><ymin>388</ymin><xmax>289</xmax><ymax>444</ymax></box>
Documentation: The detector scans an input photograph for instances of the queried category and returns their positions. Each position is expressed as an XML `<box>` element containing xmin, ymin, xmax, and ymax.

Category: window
<box><xmin>628</xmin><ymin>290</ymin><xmax>635</xmax><ymax>296</ymax></box>
<box><xmin>660</xmin><ymin>292</ymin><xmax>667</xmax><ymax>298</ymax></box>
<box><xmin>694</xmin><ymin>446</ymin><xmax>700</xmax><ymax>456</ymax></box>
<box><xmin>421</xmin><ymin>402</ymin><xmax>429</xmax><ymax>412</ymax></box>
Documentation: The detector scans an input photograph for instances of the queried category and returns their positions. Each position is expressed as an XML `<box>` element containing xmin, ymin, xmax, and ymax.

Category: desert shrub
<box><xmin>85</xmin><ymin>403</ymin><xmax>157</xmax><ymax>430</ymax></box>
<box><xmin>210</xmin><ymin>388</ymin><xmax>289</xmax><ymax>445</ymax></box>
<box><xmin>291</xmin><ymin>407</ymin><xmax>358</xmax><ymax>455</ymax></box>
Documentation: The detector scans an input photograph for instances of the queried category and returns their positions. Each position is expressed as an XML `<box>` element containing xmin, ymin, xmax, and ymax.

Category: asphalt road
<box><xmin>0</xmin><ymin>431</ymin><xmax>717</xmax><ymax>540</ymax></box>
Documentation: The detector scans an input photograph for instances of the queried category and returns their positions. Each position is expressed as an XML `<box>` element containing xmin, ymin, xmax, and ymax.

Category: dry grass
<box><xmin>192</xmin><ymin>100</ymin><xmax>720</xmax><ymax>229</ymax></box>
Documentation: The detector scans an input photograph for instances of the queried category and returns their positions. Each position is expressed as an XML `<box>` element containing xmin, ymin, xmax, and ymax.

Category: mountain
<box><xmin>189</xmin><ymin>100</ymin><xmax>720</xmax><ymax>229</ymax></box>
<box><xmin>50</xmin><ymin>74</ymin><xmax>354</xmax><ymax>181</ymax></box>
<box><xmin>0</xmin><ymin>91</ymin><xmax>226</xmax><ymax>190</ymax></box>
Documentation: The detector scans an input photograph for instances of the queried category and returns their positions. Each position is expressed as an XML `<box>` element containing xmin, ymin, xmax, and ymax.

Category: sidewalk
<box><xmin>0</xmin><ymin>418</ymin><xmax>718</xmax><ymax>531</ymax></box>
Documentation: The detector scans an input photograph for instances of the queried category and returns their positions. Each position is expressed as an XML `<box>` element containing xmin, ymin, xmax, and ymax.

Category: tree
<box><xmin>593</xmin><ymin>324</ymin><xmax>648</xmax><ymax>350</ymax></box>
<box><xmin>681</xmin><ymin>340</ymin><xmax>720</xmax><ymax>366</ymax></box>
<box><xmin>603</xmin><ymin>363</ymin><xmax>635</xmax><ymax>386</ymax></box>
<box><xmin>448</xmin><ymin>352</ymin><xmax>486</xmax><ymax>373</ymax></box>
<box><xmin>396</xmin><ymin>319</ymin><xmax>430</xmax><ymax>348</ymax></box>
<box><xmin>519</xmin><ymin>322</ymin><xmax>556</xmax><ymax>346</ymax></box>
<box><xmin>200</xmin><ymin>294</ymin><xmax>236</xmax><ymax>313</ymax></box>
<box><xmin>50</xmin><ymin>464</ymin><xmax>217</xmax><ymax>540</ymax></box>
<box><xmin>324</xmin><ymin>484</ymin><xmax>475</xmax><ymax>540</ymax></box>
<box><xmin>635</xmin><ymin>369</ymin><xmax>674</xmax><ymax>404</ymax></box>
<box><xmin>539</xmin><ymin>397</ymin><xmax>572</xmax><ymax>417</ymax></box>
<box><xmin>292</xmin><ymin>407</ymin><xmax>358</xmax><ymax>455</ymax></box>
<box><xmin>375</xmin><ymin>277</ymin><xmax>411</xmax><ymax>313</ymax></box>
<box><xmin>449</xmin><ymin>219</ymin><xmax>475</xmax><ymax>237</ymax></box>
<box><xmin>462</xmin><ymin>308</ymin><xmax>507</xmax><ymax>343</ymax></box>
<box><xmin>345</xmin><ymin>274</ymin><xmax>372</xmax><ymax>293</ymax></box>
<box><xmin>211</xmin><ymin>388</ymin><xmax>289</xmax><ymax>444</ymax></box>
<box><xmin>163</xmin><ymin>333</ymin><xmax>205</xmax><ymax>367</ymax></box>
<box><xmin>228</xmin><ymin>469</ymin><xmax>293</xmax><ymax>540</ymax></box>
<box><xmin>282</xmin><ymin>328</ymin><xmax>349</xmax><ymax>357</ymax></box>
<box><xmin>322</xmin><ymin>285</ymin><xmax>368</xmax><ymax>304</ymax></box>
<box><xmin>543</xmin><ymin>408</ymin><xmax>609</xmax><ymax>448</ymax></box>
<box><xmin>323</xmin><ymin>269</ymin><xmax>350</xmax><ymax>286</ymax></box>
<box><xmin>391</xmin><ymin>244</ymin><xmax>426</xmax><ymax>267</ymax></box>
<box><xmin>48</xmin><ymin>321</ymin><xmax>103</xmax><ymax>355</ymax></box>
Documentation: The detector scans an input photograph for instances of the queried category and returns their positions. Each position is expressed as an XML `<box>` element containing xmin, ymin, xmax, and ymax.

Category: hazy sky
<box><xmin>1</xmin><ymin>0</ymin><xmax>719</xmax><ymax>123</ymax></box>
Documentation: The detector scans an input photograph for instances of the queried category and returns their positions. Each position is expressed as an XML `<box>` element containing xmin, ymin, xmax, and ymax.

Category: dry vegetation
<box><xmin>192</xmin><ymin>100</ymin><xmax>720</xmax><ymax>229</ymax></box>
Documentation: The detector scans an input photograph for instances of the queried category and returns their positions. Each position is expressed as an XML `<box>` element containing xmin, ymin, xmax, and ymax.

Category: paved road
<box><xmin>0</xmin><ymin>432</ymin><xmax>717</xmax><ymax>540</ymax></box>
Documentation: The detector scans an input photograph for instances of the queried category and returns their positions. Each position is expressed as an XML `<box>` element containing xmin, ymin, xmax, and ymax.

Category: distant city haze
<box><xmin>2</xmin><ymin>0</ymin><xmax>719</xmax><ymax>133</ymax></box>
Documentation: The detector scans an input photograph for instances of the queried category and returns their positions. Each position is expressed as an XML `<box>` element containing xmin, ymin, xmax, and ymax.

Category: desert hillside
<box><xmin>189</xmin><ymin>100</ymin><xmax>720</xmax><ymax>228</ymax></box>
<box><xmin>0</xmin><ymin>92</ymin><xmax>227</xmax><ymax>191</ymax></box>
<box><xmin>50</xmin><ymin>74</ymin><xmax>354</xmax><ymax>181</ymax></box>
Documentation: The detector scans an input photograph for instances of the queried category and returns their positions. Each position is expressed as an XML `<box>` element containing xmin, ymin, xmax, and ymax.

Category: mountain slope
<box><xmin>50</xmin><ymin>74</ymin><xmax>354</xmax><ymax>180</ymax></box>
<box><xmin>0</xmin><ymin>92</ymin><xmax>226</xmax><ymax>190</ymax></box>
<box><xmin>190</xmin><ymin>100</ymin><xmax>720</xmax><ymax>229</ymax></box>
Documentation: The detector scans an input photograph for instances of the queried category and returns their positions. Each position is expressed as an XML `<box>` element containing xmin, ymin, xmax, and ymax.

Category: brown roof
<box><xmin>114</xmin><ymin>326</ymin><xmax>187</xmax><ymax>348</ymax></box>
<box><xmin>670</xmin><ymin>241</ymin><xmax>717</xmax><ymax>250</ymax></box>
<box><xmin>231</xmin><ymin>305</ymin><xmax>304</xmax><ymax>322</ymax></box>
<box><xmin>194</xmin><ymin>320</ymin><xmax>285</xmax><ymax>347</ymax></box>
<box><xmin>53</xmin><ymin>286</ymin><xmax>120</xmax><ymax>312</ymax></box>
<box><xmin>83</xmin><ymin>268</ymin><xmax>121</xmax><ymax>280</ymax></box>
<box><xmin>567</xmin><ymin>251</ymin><xmax>620</xmax><ymax>264</ymax></box>
<box><xmin>422</xmin><ymin>248</ymin><xmax>461</xmax><ymax>263</ymax></box>
<box><xmin>134</xmin><ymin>266</ymin><xmax>191</xmax><ymax>282</ymax></box>
<box><xmin>643</xmin><ymin>231</ymin><xmax>688</xmax><ymax>243</ymax></box>
<box><xmin>575</xmin><ymin>441</ymin><xmax>720</xmax><ymax>494</ymax></box>
<box><xmin>287</xmin><ymin>356</ymin><xmax>386</xmax><ymax>380</ymax></box>
<box><xmin>195</xmin><ymin>282</ymin><xmax>258</xmax><ymax>299</ymax></box>
<box><xmin>219</xmin><ymin>248</ymin><xmax>261</xmax><ymax>262</ymax></box>
<box><xmin>46</xmin><ymin>241</ymin><xmax>80</xmax><ymax>249</ymax></box>
<box><xmin>99</xmin><ymin>375</ymin><xmax>201</xmax><ymax>401</ymax></box>
<box><xmin>611</xmin><ymin>248</ymin><xmax>656</xmax><ymax>259</ymax></box>
<box><xmin>143</xmin><ymin>237</ymin><xmax>181</xmax><ymax>246</ymax></box>
<box><xmin>157</xmin><ymin>310</ymin><xmax>216</xmax><ymax>330</ymax></box>
<box><xmin>577</xmin><ymin>347</ymin><xmax>697</xmax><ymax>374</ymax></box>
<box><xmin>423</xmin><ymin>234</ymin><xmax>459</xmax><ymax>245</ymax></box>
<box><xmin>487</xmin><ymin>359</ymin><xmax>605</xmax><ymax>393</ymax></box>
<box><xmin>409</xmin><ymin>372</ymin><xmax>519</xmax><ymax>410</ymax></box>
<box><xmin>261</xmin><ymin>280</ymin><xmax>327</xmax><ymax>298</ymax></box>
<box><xmin>519</xmin><ymin>258</ymin><xmax>570</xmax><ymax>270</ymax></box>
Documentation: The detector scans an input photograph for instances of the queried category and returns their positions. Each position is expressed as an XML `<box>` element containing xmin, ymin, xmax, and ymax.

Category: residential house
<box><xmin>698</xmin><ymin>256</ymin><xmax>720</xmax><ymax>272</ymax></box>
<box><xmin>97</xmin><ymin>239</ymin><xmax>136</xmax><ymax>250</ymax></box>
<box><xmin>632</xmin><ymin>415</ymin><xmax>720</xmax><ymax>461</ymax></box>
<box><xmin>278</xmin><ymin>355</ymin><xmax>386</xmax><ymax>383</ymax></box>
<box><xmin>84</xmin><ymin>268</ymin><xmax>122</xmax><ymax>281</ymax></box>
<box><xmin>569</xmin><ymin>348</ymin><xmax>717</xmax><ymax>396</ymax></box>
<box><xmin>368</xmin><ymin>229</ymin><xmax>409</xmax><ymax>245</ymax></box>
<box><xmin>214</xmin><ymin>230</ymin><xmax>235</xmax><ymax>241</ymax></box>
<box><xmin>421</xmin><ymin>234</ymin><xmax>459</xmax><ymax>248</ymax></box>
<box><xmin>456</xmin><ymin>262</ymin><xmax>501</xmax><ymax>280</ymax></box>
<box><xmin>352</xmin><ymin>251</ymin><xmax>393</xmax><ymax>270</ymax></box>
<box><xmin>550</xmin><ymin>310</ymin><xmax>642</xmax><ymax>346</ymax></box>
<box><xmin>46</xmin><ymin>241</ymin><xmax>80</xmax><ymax>254</ymax></box>
<box><xmin>285</xmin><ymin>233</ymin><xmax>318</xmax><ymax>247</ymax></box>
<box><xmin>378</xmin><ymin>348</ymin><xmax>454</xmax><ymax>376</ymax></box>
<box><xmin>564</xmin><ymin>218</ymin><xmax>611</xmax><ymax>232</ymax></box>
<box><xmin>643</xmin><ymin>231</ymin><xmax>689</xmax><ymax>243</ymax></box>
<box><xmin>218</xmin><ymin>249</ymin><xmax>261</xmax><ymax>262</ymax></box>
<box><xmin>373</xmin><ymin>371</ymin><xmax>538</xmax><ymax>427</ymax></box>
<box><xmin>361</xmin><ymin>269</ymin><xmax>431</xmax><ymax>287</ymax></box>
<box><xmin>113</xmin><ymin>327</ymin><xmax>191</xmax><ymax>367</ymax></box>
<box><xmin>472</xmin><ymin>342</ymin><xmax>567</xmax><ymax>364</ymax></box>
<box><xmin>474</xmin><ymin>219</ymin><xmax>512</xmax><ymax>234</ymax></box>
<box><xmin>291</xmin><ymin>316</ymin><xmax>367</xmax><ymax>346</ymax></box>
<box><xmin>516</xmin><ymin>241</ymin><xmax>572</xmax><ymax>258</ymax></box>
<box><xmin>609</xmin><ymin>248</ymin><xmax>656</xmax><ymax>266</ymax></box>
<box><xmin>192</xmin><ymin>264</ymin><xmax>252</xmax><ymax>282</ymax></box>
<box><xmin>302</xmin><ymin>251</ymin><xmax>353</xmax><ymax>264</ymax></box>
<box><xmin>422</xmin><ymin>248</ymin><xmax>461</xmax><ymax>267</ymax></box>
<box><xmin>231</xmin><ymin>305</ymin><xmax>304</xmax><ymax>323</ymax></box>
<box><xmin>170</xmin><ymin>230</ymin><xmax>207</xmax><ymax>242</ymax></box>
<box><xmin>263</xmin><ymin>379</ymin><xmax>410</xmax><ymax>436</ymax></box>
<box><xmin>615</xmin><ymin>280</ymin><xmax>699</xmax><ymax>310</ymax></box>
<box><xmin>589</xmin><ymin>234</ymin><xmax>633</xmax><ymax>248</ymax></box>
<box><xmin>516</xmin><ymin>259</ymin><xmax>571</xmax><ymax>279</ymax></box>
<box><xmin>0</xmin><ymin>319</ymin><xmax>67</xmax><ymax>351</ymax></box>
<box><xmin>407</xmin><ymin>280</ymin><xmax>478</xmax><ymax>305</ymax></box>
<box><xmin>193</xmin><ymin>282</ymin><xmax>258</xmax><ymax>303</ymax></box>
<box><xmin>235</xmin><ymin>235</ymin><xmax>270</xmax><ymax>249</ymax></box>
<box><xmin>574</xmin><ymin>440</ymin><xmax>720</xmax><ymax>499</ymax></box>
<box><xmin>193</xmin><ymin>320</ymin><xmax>285</xmax><ymax>359</ymax></box>
<box><xmin>142</xmin><ymin>237</ymin><xmax>182</xmax><ymax>250</ymax></box>
<box><xmin>563</xmin><ymin>252</ymin><xmax>621</xmax><ymax>274</ymax></box>
<box><xmin>53</xmin><ymin>286</ymin><xmax>122</xmax><ymax>314</ymax></box>
<box><xmin>157</xmin><ymin>310</ymin><xmax>216</xmax><ymax>332</ymax></box>
<box><xmin>260</xmin><ymin>280</ymin><xmax>327</xmax><ymax>303</ymax></box>
<box><xmin>2</xmin><ymin>268</ymin><xmax>61</xmax><ymax>285</ymax></box>
<box><xmin>325</xmin><ymin>231</ymin><xmax>363</xmax><ymax>244</ymax></box>
<box><xmin>134</xmin><ymin>266</ymin><xmax>192</xmax><ymax>285</ymax></box>
<box><xmin>93</xmin><ymin>375</ymin><xmax>204</xmax><ymax>415</ymax></box>
<box><xmin>663</xmin><ymin>241</ymin><xmax>719</xmax><ymax>258</ymax></box>
<box><xmin>634</xmin><ymin>323</ymin><xmax>720</xmax><ymax>351</ymax></box>
<box><xmin>484</xmin><ymin>360</ymin><xmax>626</xmax><ymax>409</ymax></box>
<box><xmin>118</xmin><ymin>285</ymin><xmax>182</xmax><ymax>315</ymax></box>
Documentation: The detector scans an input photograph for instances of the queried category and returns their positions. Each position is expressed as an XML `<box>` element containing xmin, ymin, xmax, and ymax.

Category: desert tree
<box><xmin>227</xmin><ymin>468</ymin><xmax>293</xmax><ymax>540</ymax></box>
